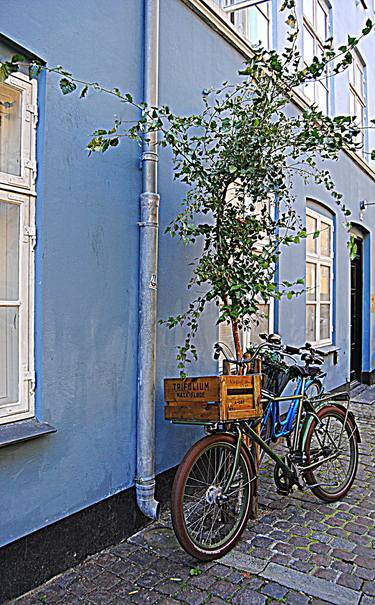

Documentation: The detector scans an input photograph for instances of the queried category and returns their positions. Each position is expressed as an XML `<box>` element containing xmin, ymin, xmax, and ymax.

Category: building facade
<box><xmin>1</xmin><ymin>0</ymin><xmax>375</xmax><ymax>600</ymax></box>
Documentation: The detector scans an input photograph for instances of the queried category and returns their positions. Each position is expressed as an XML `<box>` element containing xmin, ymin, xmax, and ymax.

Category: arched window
<box><xmin>306</xmin><ymin>204</ymin><xmax>334</xmax><ymax>345</ymax></box>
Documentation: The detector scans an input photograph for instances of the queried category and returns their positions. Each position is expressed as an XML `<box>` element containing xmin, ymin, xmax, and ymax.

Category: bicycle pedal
<box><xmin>276</xmin><ymin>488</ymin><xmax>290</xmax><ymax>496</ymax></box>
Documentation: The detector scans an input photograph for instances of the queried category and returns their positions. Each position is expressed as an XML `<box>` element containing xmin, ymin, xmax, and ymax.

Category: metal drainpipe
<box><xmin>136</xmin><ymin>0</ymin><xmax>161</xmax><ymax>520</ymax></box>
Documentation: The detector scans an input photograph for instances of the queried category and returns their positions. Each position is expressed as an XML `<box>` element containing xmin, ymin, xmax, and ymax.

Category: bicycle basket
<box><xmin>262</xmin><ymin>360</ymin><xmax>290</xmax><ymax>396</ymax></box>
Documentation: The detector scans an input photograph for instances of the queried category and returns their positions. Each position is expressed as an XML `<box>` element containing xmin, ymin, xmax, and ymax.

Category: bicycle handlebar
<box><xmin>214</xmin><ymin>337</ymin><xmax>326</xmax><ymax>368</ymax></box>
<box><xmin>284</xmin><ymin>345</ymin><xmax>301</xmax><ymax>355</ymax></box>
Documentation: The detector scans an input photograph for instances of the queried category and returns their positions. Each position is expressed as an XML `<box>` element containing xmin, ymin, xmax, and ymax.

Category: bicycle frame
<box><xmin>260</xmin><ymin>375</ymin><xmax>320</xmax><ymax>441</ymax></box>
<box><xmin>221</xmin><ymin>384</ymin><xmax>321</xmax><ymax>496</ymax></box>
<box><xmin>222</xmin><ymin>419</ymin><xmax>296</xmax><ymax>497</ymax></box>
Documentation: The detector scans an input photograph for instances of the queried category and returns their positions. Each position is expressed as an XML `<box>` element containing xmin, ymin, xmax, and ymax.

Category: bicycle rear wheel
<box><xmin>303</xmin><ymin>405</ymin><xmax>359</xmax><ymax>502</ymax></box>
<box><xmin>304</xmin><ymin>379</ymin><xmax>323</xmax><ymax>399</ymax></box>
<box><xmin>171</xmin><ymin>433</ymin><xmax>256</xmax><ymax>560</ymax></box>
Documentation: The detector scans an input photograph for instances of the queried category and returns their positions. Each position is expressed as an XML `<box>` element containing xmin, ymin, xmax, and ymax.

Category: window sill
<box><xmin>0</xmin><ymin>419</ymin><xmax>56</xmax><ymax>448</ymax></box>
<box><xmin>319</xmin><ymin>344</ymin><xmax>340</xmax><ymax>354</ymax></box>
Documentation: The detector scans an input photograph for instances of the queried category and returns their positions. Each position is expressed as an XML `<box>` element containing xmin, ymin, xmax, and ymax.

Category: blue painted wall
<box><xmin>0</xmin><ymin>0</ymin><xmax>145</xmax><ymax>547</ymax></box>
<box><xmin>0</xmin><ymin>0</ymin><xmax>374</xmax><ymax>548</ymax></box>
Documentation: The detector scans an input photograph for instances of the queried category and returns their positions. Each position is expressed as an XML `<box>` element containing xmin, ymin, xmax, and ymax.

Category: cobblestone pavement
<box><xmin>11</xmin><ymin>399</ymin><xmax>375</xmax><ymax>605</ymax></box>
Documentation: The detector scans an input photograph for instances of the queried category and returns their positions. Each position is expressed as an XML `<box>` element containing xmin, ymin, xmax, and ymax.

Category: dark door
<box><xmin>350</xmin><ymin>238</ymin><xmax>363</xmax><ymax>382</ymax></box>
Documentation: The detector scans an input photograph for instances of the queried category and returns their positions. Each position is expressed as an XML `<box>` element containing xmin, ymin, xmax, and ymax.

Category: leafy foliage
<box><xmin>1</xmin><ymin>1</ymin><xmax>373</xmax><ymax>372</ymax></box>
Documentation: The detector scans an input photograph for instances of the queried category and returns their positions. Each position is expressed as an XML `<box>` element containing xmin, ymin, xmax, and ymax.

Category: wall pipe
<box><xmin>136</xmin><ymin>0</ymin><xmax>161</xmax><ymax>520</ymax></box>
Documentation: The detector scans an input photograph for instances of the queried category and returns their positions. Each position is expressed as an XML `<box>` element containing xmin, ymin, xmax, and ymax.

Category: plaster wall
<box><xmin>0</xmin><ymin>0</ymin><xmax>374</xmax><ymax>548</ymax></box>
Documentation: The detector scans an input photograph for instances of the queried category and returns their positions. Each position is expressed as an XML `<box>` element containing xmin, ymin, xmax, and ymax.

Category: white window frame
<box><xmin>0</xmin><ymin>71</ymin><xmax>36</xmax><ymax>424</ymax></box>
<box><xmin>0</xmin><ymin>72</ymin><xmax>37</xmax><ymax>191</ymax></box>
<box><xmin>349</xmin><ymin>52</ymin><xmax>366</xmax><ymax>155</ymax></box>
<box><xmin>306</xmin><ymin>207</ymin><xmax>334</xmax><ymax>346</ymax></box>
<box><xmin>220</xmin><ymin>0</ymin><xmax>272</xmax><ymax>49</ymax></box>
<box><xmin>303</xmin><ymin>0</ymin><xmax>330</xmax><ymax>113</ymax></box>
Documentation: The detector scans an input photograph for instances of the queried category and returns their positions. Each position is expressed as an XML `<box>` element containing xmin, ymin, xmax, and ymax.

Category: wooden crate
<box><xmin>164</xmin><ymin>374</ymin><xmax>261</xmax><ymax>423</ymax></box>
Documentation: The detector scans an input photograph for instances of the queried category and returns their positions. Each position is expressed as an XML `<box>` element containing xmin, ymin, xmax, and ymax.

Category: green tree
<box><xmin>1</xmin><ymin>0</ymin><xmax>373</xmax><ymax>372</ymax></box>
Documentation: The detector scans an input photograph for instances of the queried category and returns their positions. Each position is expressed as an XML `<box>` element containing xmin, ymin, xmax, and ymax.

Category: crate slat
<box><xmin>164</xmin><ymin>376</ymin><xmax>220</xmax><ymax>404</ymax></box>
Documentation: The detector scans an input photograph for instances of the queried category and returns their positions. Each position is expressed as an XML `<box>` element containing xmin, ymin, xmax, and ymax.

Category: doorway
<box><xmin>350</xmin><ymin>237</ymin><xmax>363</xmax><ymax>382</ymax></box>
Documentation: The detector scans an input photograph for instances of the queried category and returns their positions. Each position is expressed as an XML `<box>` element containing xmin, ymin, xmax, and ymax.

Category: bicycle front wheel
<box><xmin>171</xmin><ymin>433</ymin><xmax>256</xmax><ymax>560</ymax></box>
<box><xmin>303</xmin><ymin>405</ymin><xmax>359</xmax><ymax>502</ymax></box>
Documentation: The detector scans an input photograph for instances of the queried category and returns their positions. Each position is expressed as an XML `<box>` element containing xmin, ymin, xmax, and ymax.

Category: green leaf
<box><xmin>11</xmin><ymin>54</ymin><xmax>25</xmax><ymax>63</ymax></box>
<box><xmin>0</xmin><ymin>64</ymin><xmax>9</xmax><ymax>82</ymax></box>
<box><xmin>229</xmin><ymin>165</ymin><xmax>237</xmax><ymax>174</ymax></box>
<box><xmin>362</xmin><ymin>19</ymin><xmax>373</xmax><ymax>35</ymax></box>
<box><xmin>80</xmin><ymin>85</ymin><xmax>89</xmax><ymax>98</ymax></box>
<box><xmin>0</xmin><ymin>61</ymin><xmax>19</xmax><ymax>82</ymax></box>
<box><xmin>59</xmin><ymin>78</ymin><xmax>77</xmax><ymax>95</ymax></box>
<box><xmin>100</xmin><ymin>139</ymin><xmax>110</xmax><ymax>152</ymax></box>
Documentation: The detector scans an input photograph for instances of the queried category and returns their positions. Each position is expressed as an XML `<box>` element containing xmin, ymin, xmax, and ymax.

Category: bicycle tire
<box><xmin>290</xmin><ymin>379</ymin><xmax>323</xmax><ymax>435</ymax></box>
<box><xmin>303</xmin><ymin>405</ymin><xmax>359</xmax><ymax>502</ymax></box>
<box><xmin>304</xmin><ymin>379</ymin><xmax>323</xmax><ymax>399</ymax></box>
<box><xmin>171</xmin><ymin>433</ymin><xmax>256</xmax><ymax>560</ymax></box>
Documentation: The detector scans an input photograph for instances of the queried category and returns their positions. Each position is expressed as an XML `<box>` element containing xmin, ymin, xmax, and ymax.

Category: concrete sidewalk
<box><xmin>11</xmin><ymin>397</ymin><xmax>375</xmax><ymax>605</ymax></box>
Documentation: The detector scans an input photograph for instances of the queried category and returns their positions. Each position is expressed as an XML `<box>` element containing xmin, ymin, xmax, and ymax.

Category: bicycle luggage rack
<box><xmin>164</xmin><ymin>370</ymin><xmax>262</xmax><ymax>423</ymax></box>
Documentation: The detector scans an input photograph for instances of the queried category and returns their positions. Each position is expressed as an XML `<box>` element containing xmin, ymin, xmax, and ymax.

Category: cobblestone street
<box><xmin>11</xmin><ymin>397</ymin><xmax>375</xmax><ymax>605</ymax></box>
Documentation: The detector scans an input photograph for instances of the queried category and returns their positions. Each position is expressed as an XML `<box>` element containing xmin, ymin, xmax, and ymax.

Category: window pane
<box><xmin>306</xmin><ymin>214</ymin><xmax>317</xmax><ymax>254</ymax></box>
<box><xmin>0</xmin><ymin>83</ymin><xmax>22</xmax><ymax>177</ymax></box>
<box><xmin>0</xmin><ymin>306</ymin><xmax>19</xmax><ymax>404</ymax></box>
<box><xmin>252</xmin><ymin>6</ymin><xmax>270</xmax><ymax>48</ymax></box>
<box><xmin>316</xmin><ymin>81</ymin><xmax>328</xmax><ymax>113</ymax></box>
<box><xmin>306</xmin><ymin>304</ymin><xmax>316</xmax><ymax>342</ymax></box>
<box><xmin>320</xmin><ymin>265</ymin><xmax>330</xmax><ymax>301</ymax></box>
<box><xmin>304</xmin><ymin>81</ymin><xmax>315</xmax><ymax>102</ymax></box>
<box><xmin>359</xmin><ymin>101</ymin><xmax>364</xmax><ymax>129</ymax></box>
<box><xmin>0</xmin><ymin>201</ymin><xmax>20</xmax><ymax>300</ymax></box>
<box><xmin>350</xmin><ymin>90</ymin><xmax>355</xmax><ymax>115</ymax></box>
<box><xmin>304</xmin><ymin>0</ymin><xmax>314</xmax><ymax>23</ymax></box>
<box><xmin>304</xmin><ymin>26</ymin><xmax>315</xmax><ymax>64</ymax></box>
<box><xmin>259</xmin><ymin>1</ymin><xmax>270</xmax><ymax>19</ymax></box>
<box><xmin>234</xmin><ymin>5</ymin><xmax>270</xmax><ymax>48</ymax></box>
<box><xmin>233</xmin><ymin>8</ymin><xmax>251</xmax><ymax>41</ymax></box>
<box><xmin>320</xmin><ymin>221</ymin><xmax>331</xmax><ymax>256</ymax></box>
<box><xmin>355</xmin><ymin>63</ymin><xmax>364</xmax><ymax>98</ymax></box>
<box><xmin>249</xmin><ymin>304</ymin><xmax>270</xmax><ymax>343</ymax></box>
<box><xmin>316</xmin><ymin>2</ymin><xmax>327</xmax><ymax>39</ymax></box>
<box><xmin>306</xmin><ymin>262</ymin><xmax>316</xmax><ymax>301</ymax></box>
<box><xmin>320</xmin><ymin>304</ymin><xmax>330</xmax><ymax>340</ymax></box>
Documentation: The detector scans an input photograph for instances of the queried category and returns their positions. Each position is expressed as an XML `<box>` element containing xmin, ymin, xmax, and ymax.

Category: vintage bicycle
<box><xmin>167</xmin><ymin>336</ymin><xmax>360</xmax><ymax>560</ymax></box>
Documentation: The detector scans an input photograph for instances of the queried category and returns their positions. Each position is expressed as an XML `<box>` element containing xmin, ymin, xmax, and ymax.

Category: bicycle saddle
<box><xmin>290</xmin><ymin>365</ymin><xmax>322</xmax><ymax>378</ymax></box>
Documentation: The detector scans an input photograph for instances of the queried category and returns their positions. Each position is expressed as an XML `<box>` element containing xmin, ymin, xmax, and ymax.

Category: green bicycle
<box><xmin>170</xmin><ymin>338</ymin><xmax>360</xmax><ymax>560</ymax></box>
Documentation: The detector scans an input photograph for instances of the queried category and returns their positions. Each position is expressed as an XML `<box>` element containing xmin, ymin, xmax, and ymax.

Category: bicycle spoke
<box><xmin>180</xmin><ymin>441</ymin><xmax>251</xmax><ymax>550</ymax></box>
<box><xmin>305</xmin><ymin>409</ymin><xmax>357</xmax><ymax>497</ymax></box>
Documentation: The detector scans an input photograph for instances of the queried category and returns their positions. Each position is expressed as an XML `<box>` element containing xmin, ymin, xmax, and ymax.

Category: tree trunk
<box><xmin>231</xmin><ymin>317</ymin><xmax>243</xmax><ymax>362</ymax></box>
